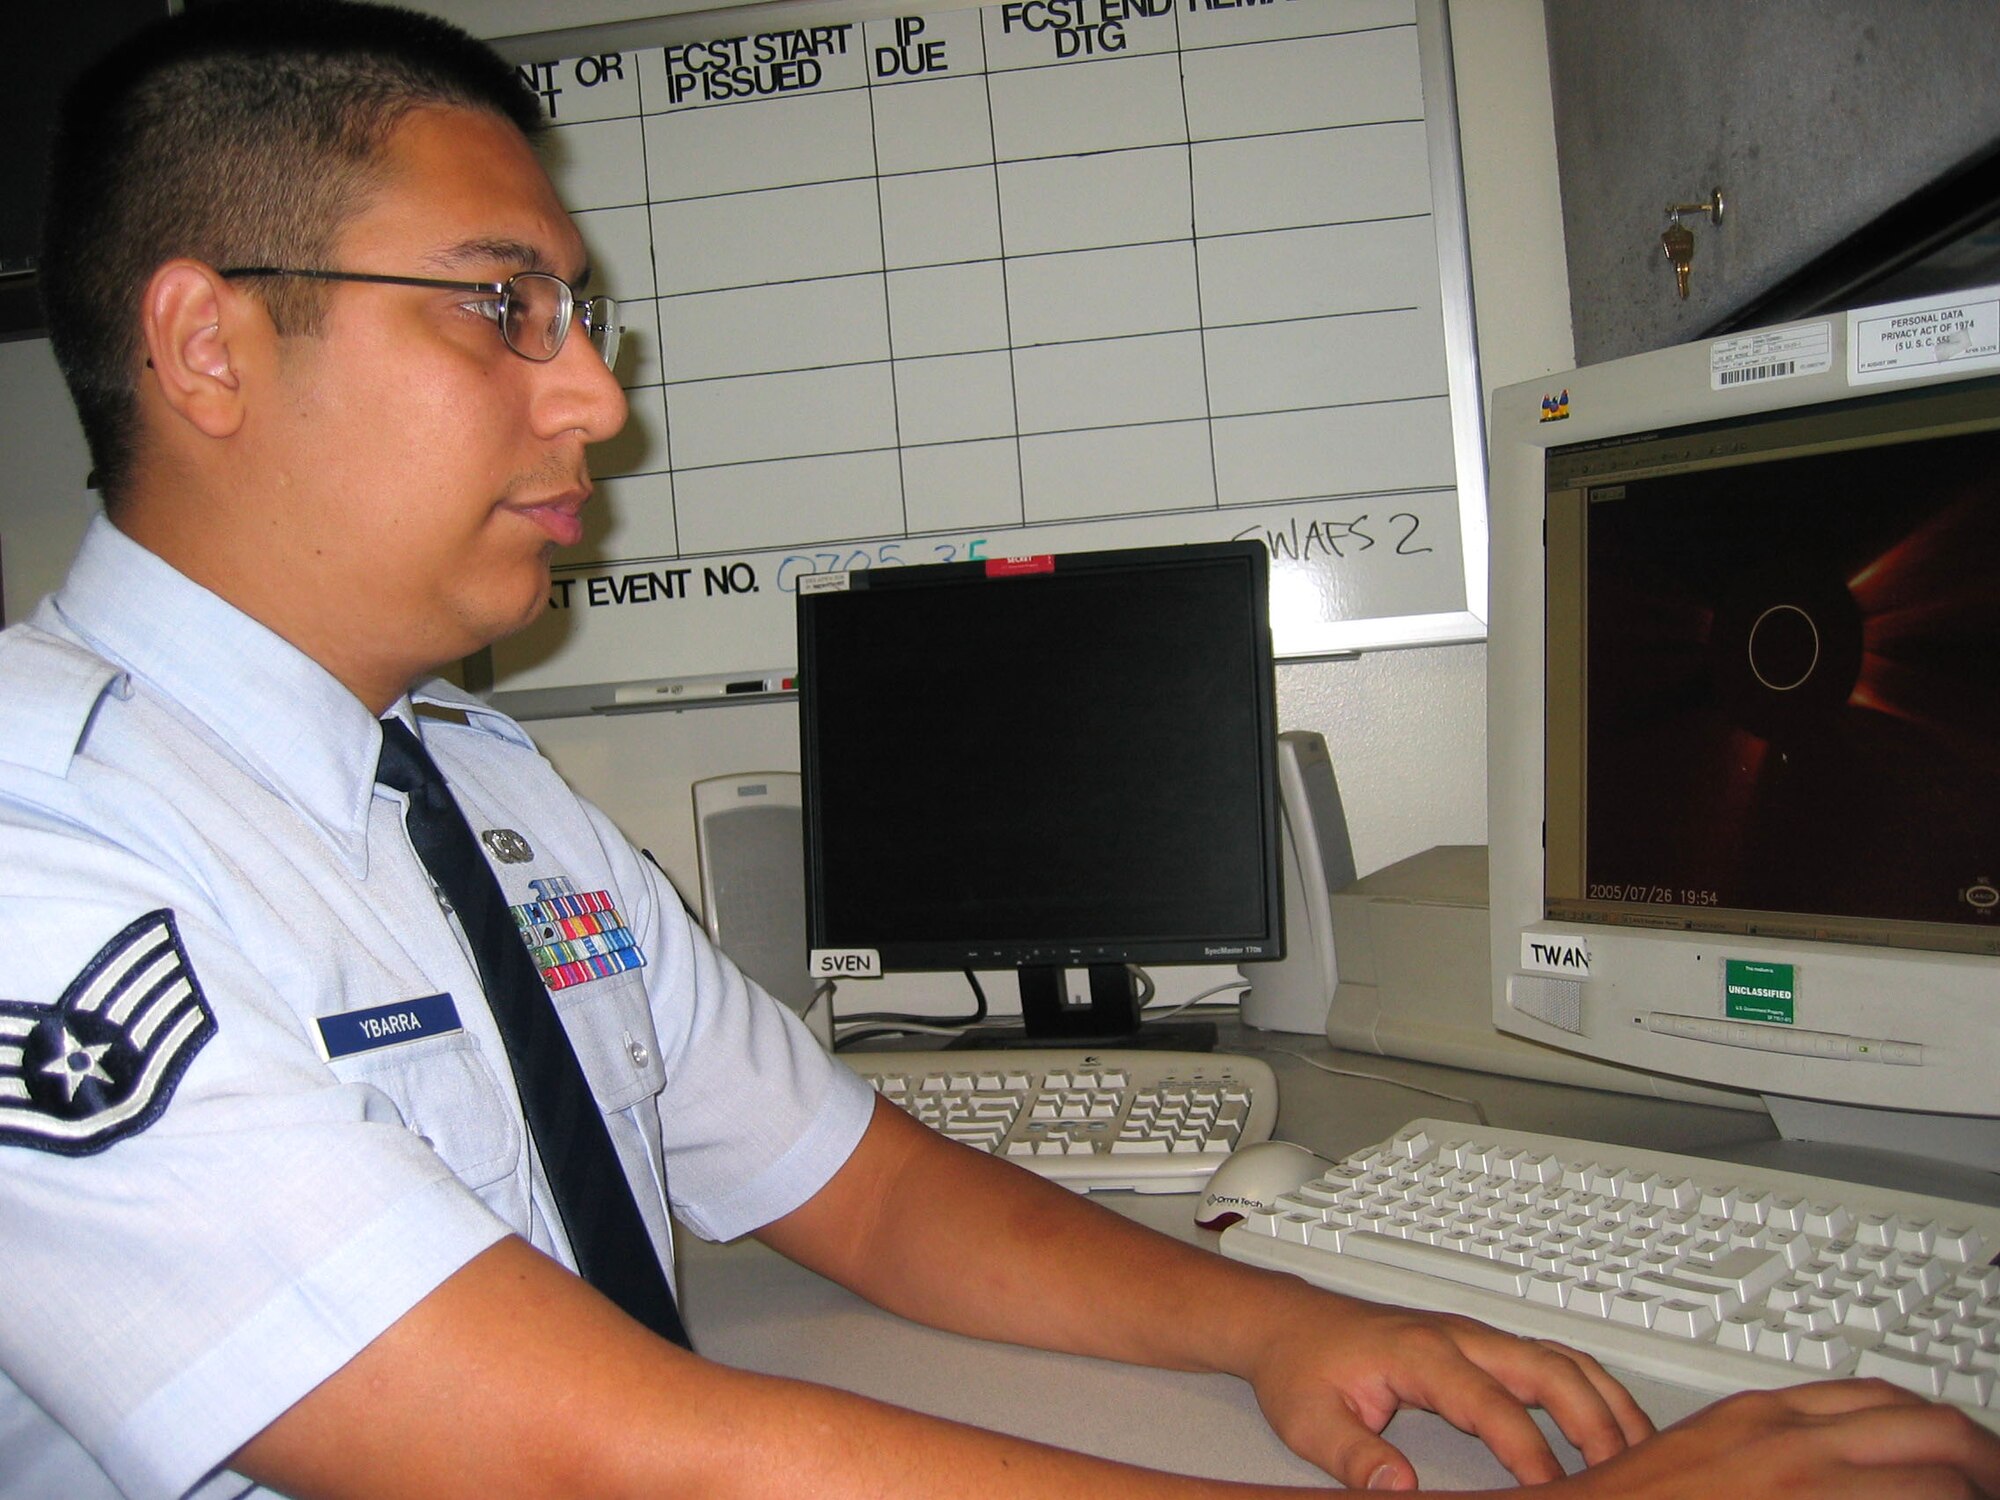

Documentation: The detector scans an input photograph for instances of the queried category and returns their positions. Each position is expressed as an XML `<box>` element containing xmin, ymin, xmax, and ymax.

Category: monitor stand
<box><xmin>945</xmin><ymin>963</ymin><xmax>1217</xmax><ymax>1052</ymax></box>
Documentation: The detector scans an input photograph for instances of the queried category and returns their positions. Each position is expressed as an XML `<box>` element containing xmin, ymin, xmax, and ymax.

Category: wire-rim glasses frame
<box><xmin>218</xmin><ymin>266</ymin><xmax>621</xmax><ymax>370</ymax></box>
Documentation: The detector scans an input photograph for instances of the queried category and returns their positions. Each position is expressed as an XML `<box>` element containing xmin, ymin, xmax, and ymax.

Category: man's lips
<box><xmin>512</xmin><ymin>488</ymin><xmax>589</xmax><ymax>547</ymax></box>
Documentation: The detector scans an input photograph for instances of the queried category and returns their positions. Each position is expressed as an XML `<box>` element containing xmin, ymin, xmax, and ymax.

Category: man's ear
<box><xmin>139</xmin><ymin>260</ymin><xmax>252</xmax><ymax>439</ymax></box>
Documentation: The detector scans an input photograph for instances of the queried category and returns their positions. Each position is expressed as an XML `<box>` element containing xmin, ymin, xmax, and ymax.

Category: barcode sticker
<box><xmin>1718</xmin><ymin>360</ymin><xmax>1794</xmax><ymax>385</ymax></box>
<box><xmin>1709</xmin><ymin>323</ymin><xmax>1832</xmax><ymax>390</ymax></box>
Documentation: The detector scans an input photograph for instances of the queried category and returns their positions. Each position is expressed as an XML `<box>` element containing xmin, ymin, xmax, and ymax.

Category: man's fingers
<box><xmin>1269</xmin><ymin>1385</ymin><xmax>1420</xmax><ymax>1493</ymax></box>
<box><xmin>1631</xmin><ymin>1385</ymin><xmax>2000</xmax><ymax>1500</ymax></box>
<box><xmin>1417</xmin><ymin>1324</ymin><xmax>1642</xmax><ymax>1474</ymax></box>
<box><xmin>1789</xmin><ymin>1389</ymin><xmax>2000</xmax><ymax>1494</ymax></box>
<box><xmin>1254</xmin><ymin>1300</ymin><xmax>1666</xmax><ymax>1489</ymax></box>
<box><xmin>1394</xmin><ymin>1348</ymin><xmax>1571</xmax><ymax>1485</ymax></box>
<box><xmin>1736</xmin><ymin>1376</ymin><xmax>1930</xmax><ymax>1418</ymax></box>
<box><xmin>1321</xmin><ymin>1424</ymin><xmax>1418</xmax><ymax>1493</ymax></box>
<box><xmin>1521</xmin><ymin>1339</ymin><xmax>1655</xmax><ymax>1454</ymax></box>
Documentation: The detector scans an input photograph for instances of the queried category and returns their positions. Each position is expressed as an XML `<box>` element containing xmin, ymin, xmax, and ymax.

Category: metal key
<box><xmin>1662</xmin><ymin>218</ymin><xmax>1695</xmax><ymax>298</ymax></box>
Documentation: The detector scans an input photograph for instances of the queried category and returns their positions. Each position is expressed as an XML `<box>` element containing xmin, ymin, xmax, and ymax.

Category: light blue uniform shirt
<box><xmin>0</xmin><ymin>516</ymin><xmax>875</xmax><ymax>1500</ymax></box>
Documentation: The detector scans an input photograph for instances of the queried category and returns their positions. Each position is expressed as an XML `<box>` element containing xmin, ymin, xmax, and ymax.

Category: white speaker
<box><xmin>1241</xmin><ymin>730</ymin><xmax>1357</xmax><ymax>1034</ymax></box>
<box><xmin>690</xmin><ymin>772</ymin><xmax>831</xmax><ymax>1047</ymax></box>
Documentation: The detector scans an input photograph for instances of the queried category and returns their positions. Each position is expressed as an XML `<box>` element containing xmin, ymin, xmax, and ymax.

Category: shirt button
<box><xmin>626</xmin><ymin>1034</ymin><xmax>651</xmax><ymax>1070</ymax></box>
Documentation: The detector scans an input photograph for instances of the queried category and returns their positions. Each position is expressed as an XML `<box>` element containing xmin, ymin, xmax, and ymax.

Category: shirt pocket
<box><xmin>329</xmin><ymin>1031</ymin><xmax>521</xmax><ymax>1187</ymax></box>
<box><xmin>551</xmin><ymin>971</ymin><xmax>667</xmax><ymax>1116</ymax></box>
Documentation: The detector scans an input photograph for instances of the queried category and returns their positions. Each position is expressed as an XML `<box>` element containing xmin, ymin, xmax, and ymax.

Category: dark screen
<box><xmin>798</xmin><ymin>544</ymin><xmax>1279</xmax><ymax>969</ymax></box>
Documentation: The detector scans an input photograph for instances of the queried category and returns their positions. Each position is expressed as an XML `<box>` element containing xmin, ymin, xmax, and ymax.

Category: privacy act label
<box><xmin>1849</xmin><ymin>286</ymin><xmax>2000</xmax><ymax>384</ymax></box>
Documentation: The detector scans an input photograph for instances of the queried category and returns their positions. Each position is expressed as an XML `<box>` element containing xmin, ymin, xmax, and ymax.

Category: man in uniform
<box><xmin>3</xmin><ymin>4</ymin><xmax>1995</xmax><ymax>1498</ymax></box>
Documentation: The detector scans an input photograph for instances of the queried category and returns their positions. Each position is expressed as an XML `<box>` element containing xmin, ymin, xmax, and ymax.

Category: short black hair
<box><xmin>40</xmin><ymin>0</ymin><xmax>544</xmax><ymax>503</ymax></box>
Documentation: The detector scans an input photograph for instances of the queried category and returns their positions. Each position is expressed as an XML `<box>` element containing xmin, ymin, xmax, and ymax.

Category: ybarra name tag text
<box><xmin>317</xmin><ymin>993</ymin><xmax>463</xmax><ymax>1059</ymax></box>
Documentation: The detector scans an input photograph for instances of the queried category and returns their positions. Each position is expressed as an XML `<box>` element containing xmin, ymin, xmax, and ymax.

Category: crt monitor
<box><xmin>1487</xmin><ymin>297</ymin><xmax>2000</xmax><ymax>1174</ymax></box>
<box><xmin>796</xmin><ymin>540</ymin><xmax>1282</xmax><ymax>1050</ymax></box>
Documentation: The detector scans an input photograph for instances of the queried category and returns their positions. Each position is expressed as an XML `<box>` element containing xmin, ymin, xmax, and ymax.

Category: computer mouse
<box><xmin>1193</xmin><ymin>1140</ymin><xmax>1332</xmax><ymax>1230</ymax></box>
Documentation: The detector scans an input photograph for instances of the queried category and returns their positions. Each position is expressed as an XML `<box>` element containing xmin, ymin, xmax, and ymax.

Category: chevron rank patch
<box><xmin>0</xmin><ymin>910</ymin><xmax>215</xmax><ymax>1156</ymax></box>
<box><xmin>510</xmin><ymin>876</ymin><xmax>646</xmax><ymax>993</ymax></box>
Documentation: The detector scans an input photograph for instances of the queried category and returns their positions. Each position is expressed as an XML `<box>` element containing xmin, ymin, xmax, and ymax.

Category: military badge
<box><xmin>509</xmin><ymin>875</ymin><xmax>646</xmax><ymax>992</ymax></box>
<box><xmin>0</xmin><ymin>909</ymin><xmax>215</xmax><ymax>1156</ymax></box>
<box><xmin>481</xmin><ymin>828</ymin><xmax>534</xmax><ymax>864</ymax></box>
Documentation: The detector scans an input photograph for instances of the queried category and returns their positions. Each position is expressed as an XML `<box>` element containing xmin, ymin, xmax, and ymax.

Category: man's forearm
<box><xmin>233</xmin><ymin>1234</ymin><xmax>1330</xmax><ymax>1500</ymax></box>
<box><xmin>752</xmin><ymin>1096</ymin><xmax>1327</xmax><ymax>1381</ymax></box>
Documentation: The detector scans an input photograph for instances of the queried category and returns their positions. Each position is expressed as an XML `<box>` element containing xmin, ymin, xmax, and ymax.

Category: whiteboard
<box><xmin>477</xmin><ymin>0</ymin><xmax>1487</xmax><ymax>719</ymax></box>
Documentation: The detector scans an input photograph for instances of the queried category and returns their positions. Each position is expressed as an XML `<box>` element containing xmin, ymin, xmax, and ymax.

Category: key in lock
<box><xmin>1662</xmin><ymin>217</ymin><xmax>1696</xmax><ymax>299</ymax></box>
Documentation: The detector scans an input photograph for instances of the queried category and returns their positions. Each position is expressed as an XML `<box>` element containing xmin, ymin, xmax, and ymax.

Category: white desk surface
<box><xmin>675</xmin><ymin>1027</ymin><xmax>1804</xmax><ymax>1490</ymax></box>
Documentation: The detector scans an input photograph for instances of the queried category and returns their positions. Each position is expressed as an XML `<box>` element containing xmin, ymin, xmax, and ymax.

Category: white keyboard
<box><xmin>851</xmin><ymin>1049</ymin><xmax>1277</xmax><ymax>1194</ymax></box>
<box><xmin>1220</xmin><ymin>1118</ymin><xmax>2000</xmax><ymax>1432</ymax></box>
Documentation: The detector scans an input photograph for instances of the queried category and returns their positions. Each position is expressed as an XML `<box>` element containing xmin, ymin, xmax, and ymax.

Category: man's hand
<box><xmin>1545</xmin><ymin>1381</ymin><xmax>2000</xmax><ymax>1500</ymax></box>
<box><xmin>1238</xmin><ymin>1291</ymin><xmax>1650</xmax><ymax>1490</ymax></box>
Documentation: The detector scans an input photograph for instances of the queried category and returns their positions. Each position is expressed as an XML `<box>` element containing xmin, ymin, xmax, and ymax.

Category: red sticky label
<box><xmin>985</xmin><ymin>555</ymin><xmax>1056</xmax><ymax>578</ymax></box>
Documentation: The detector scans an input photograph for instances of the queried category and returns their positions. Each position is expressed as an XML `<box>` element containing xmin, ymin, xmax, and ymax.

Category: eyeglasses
<box><xmin>218</xmin><ymin>266</ymin><xmax>621</xmax><ymax>370</ymax></box>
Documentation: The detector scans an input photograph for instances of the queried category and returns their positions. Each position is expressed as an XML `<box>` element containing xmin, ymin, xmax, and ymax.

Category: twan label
<box><xmin>1521</xmin><ymin>933</ymin><xmax>1591</xmax><ymax>977</ymax></box>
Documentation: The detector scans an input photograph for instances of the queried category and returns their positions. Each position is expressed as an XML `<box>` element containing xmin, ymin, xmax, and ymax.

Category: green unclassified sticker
<box><xmin>1724</xmin><ymin>960</ymin><xmax>1796</xmax><ymax>1023</ymax></box>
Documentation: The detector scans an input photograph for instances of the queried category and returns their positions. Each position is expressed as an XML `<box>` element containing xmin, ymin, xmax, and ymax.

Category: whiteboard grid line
<box><xmin>627</xmin><ymin>304</ymin><xmax>1430</xmax><ymax>395</ymax></box>
<box><xmin>594</xmin><ymin>396</ymin><xmax>1455</xmax><ymax>484</ymax></box>
<box><xmin>577</xmin><ymin>117</ymin><xmax>1430</xmax><ymax>213</ymax></box>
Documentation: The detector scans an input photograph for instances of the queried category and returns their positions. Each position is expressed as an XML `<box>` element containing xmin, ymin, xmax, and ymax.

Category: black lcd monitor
<box><xmin>796</xmin><ymin>540</ymin><xmax>1282</xmax><ymax>1050</ymax></box>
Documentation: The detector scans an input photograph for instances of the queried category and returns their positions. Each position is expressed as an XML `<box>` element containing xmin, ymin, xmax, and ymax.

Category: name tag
<box><xmin>317</xmin><ymin>993</ymin><xmax>462</xmax><ymax>1059</ymax></box>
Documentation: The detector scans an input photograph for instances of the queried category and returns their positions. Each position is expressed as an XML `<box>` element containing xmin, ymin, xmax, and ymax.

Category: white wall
<box><xmin>0</xmin><ymin>2</ymin><xmax>1574</xmax><ymax>1001</ymax></box>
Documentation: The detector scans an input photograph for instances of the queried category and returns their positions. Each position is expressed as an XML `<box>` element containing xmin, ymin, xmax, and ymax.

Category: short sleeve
<box><xmin>0</xmin><ymin>827</ymin><xmax>509</xmax><ymax>1500</ymax></box>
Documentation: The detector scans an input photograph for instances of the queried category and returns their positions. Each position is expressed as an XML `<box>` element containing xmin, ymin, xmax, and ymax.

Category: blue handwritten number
<box><xmin>779</xmin><ymin>537</ymin><xmax>988</xmax><ymax>590</ymax></box>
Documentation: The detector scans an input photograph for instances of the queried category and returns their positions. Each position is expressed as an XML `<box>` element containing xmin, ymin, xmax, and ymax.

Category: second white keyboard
<box><xmin>1220</xmin><ymin>1117</ymin><xmax>2000</xmax><ymax>1432</ymax></box>
<box><xmin>851</xmin><ymin>1049</ymin><xmax>1277</xmax><ymax>1194</ymax></box>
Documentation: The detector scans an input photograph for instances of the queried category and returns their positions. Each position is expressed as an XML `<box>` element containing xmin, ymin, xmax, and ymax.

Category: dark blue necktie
<box><xmin>376</xmin><ymin>717</ymin><xmax>692</xmax><ymax>1350</ymax></box>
